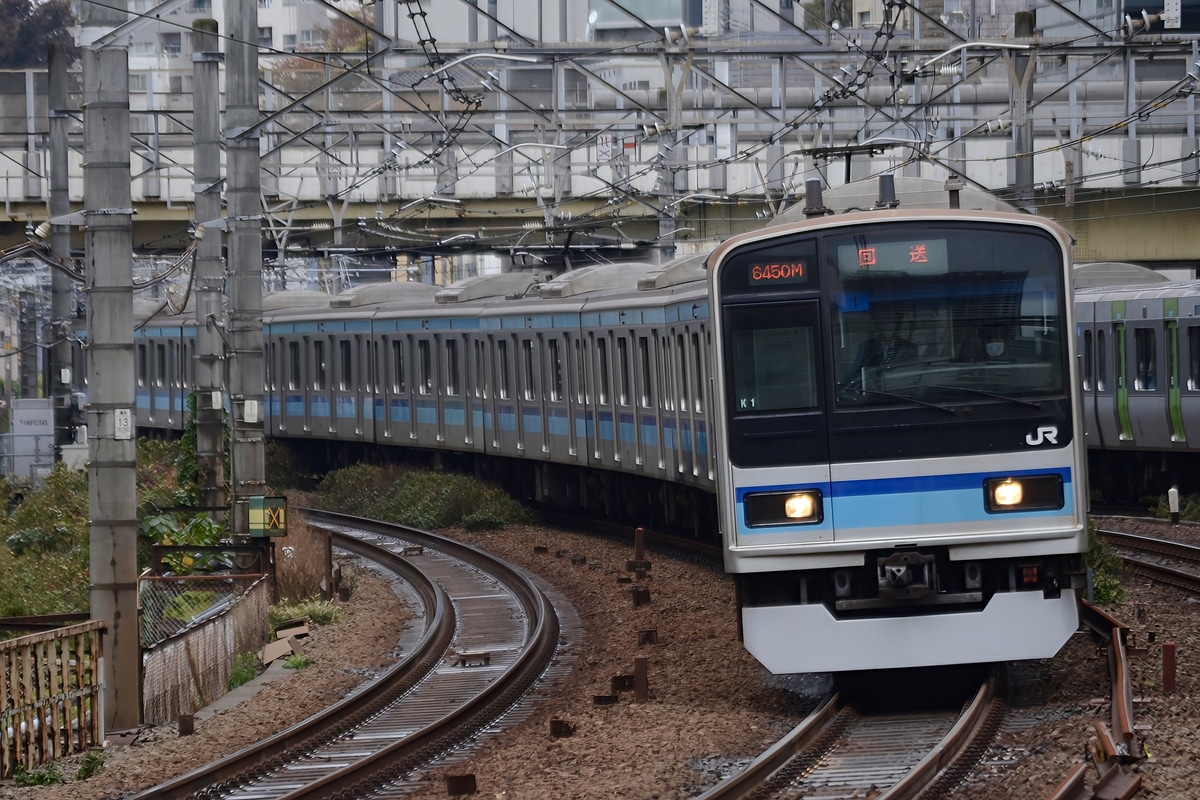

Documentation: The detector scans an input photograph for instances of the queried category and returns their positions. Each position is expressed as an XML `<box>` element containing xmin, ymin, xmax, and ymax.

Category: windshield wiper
<box><xmin>927</xmin><ymin>384</ymin><xmax>1042</xmax><ymax>408</ymax></box>
<box><xmin>839</xmin><ymin>387</ymin><xmax>958</xmax><ymax>414</ymax></box>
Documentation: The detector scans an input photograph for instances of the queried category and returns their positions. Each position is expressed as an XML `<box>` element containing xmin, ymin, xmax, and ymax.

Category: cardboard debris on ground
<box><xmin>275</xmin><ymin>624</ymin><xmax>310</xmax><ymax>640</ymax></box>
<box><xmin>259</xmin><ymin>637</ymin><xmax>293</xmax><ymax>665</ymax></box>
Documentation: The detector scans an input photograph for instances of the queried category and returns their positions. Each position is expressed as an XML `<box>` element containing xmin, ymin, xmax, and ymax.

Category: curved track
<box><xmin>697</xmin><ymin>673</ymin><xmax>1002</xmax><ymax>800</ymax></box>
<box><xmin>1097</xmin><ymin>528</ymin><xmax>1200</xmax><ymax>593</ymax></box>
<box><xmin>129</xmin><ymin>510</ymin><xmax>564</xmax><ymax>800</ymax></box>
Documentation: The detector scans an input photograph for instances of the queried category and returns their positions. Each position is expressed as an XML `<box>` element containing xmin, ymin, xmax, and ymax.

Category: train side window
<box><xmin>660</xmin><ymin>335</ymin><xmax>674</xmax><ymax>411</ymax></box>
<box><xmin>522</xmin><ymin>338</ymin><xmax>537</xmax><ymax>401</ymax></box>
<box><xmin>548</xmin><ymin>337</ymin><xmax>563</xmax><ymax>402</ymax></box>
<box><xmin>638</xmin><ymin>336</ymin><xmax>653</xmax><ymax>408</ymax></box>
<box><xmin>617</xmin><ymin>336</ymin><xmax>630</xmax><ymax>407</ymax></box>
<box><xmin>596</xmin><ymin>336</ymin><xmax>610</xmax><ymax>405</ymax></box>
<box><xmin>497</xmin><ymin>338</ymin><xmax>510</xmax><ymax>400</ymax></box>
<box><xmin>137</xmin><ymin>343</ymin><xmax>147</xmax><ymax>387</ymax></box>
<box><xmin>446</xmin><ymin>338</ymin><xmax>460</xmax><ymax>396</ymax></box>
<box><xmin>574</xmin><ymin>339</ymin><xmax>587</xmax><ymax>403</ymax></box>
<box><xmin>288</xmin><ymin>341</ymin><xmax>300</xmax><ymax>390</ymax></box>
<box><xmin>475</xmin><ymin>340</ymin><xmax>489</xmax><ymax>399</ymax></box>
<box><xmin>1082</xmin><ymin>330</ymin><xmax>1093</xmax><ymax>391</ymax></box>
<box><xmin>390</xmin><ymin>339</ymin><xmax>406</xmax><ymax>392</ymax></box>
<box><xmin>1189</xmin><ymin>327</ymin><xmax>1200</xmax><ymax>391</ymax></box>
<box><xmin>676</xmin><ymin>333</ymin><xmax>689</xmax><ymax>410</ymax></box>
<box><xmin>339</xmin><ymin>339</ymin><xmax>352</xmax><ymax>390</ymax></box>
<box><xmin>418</xmin><ymin>339</ymin><xmax>432</xmax><ymax>395</ymax></box>
<box><xmin>1096</xmin><ymin>330</ymin><xmax>1107</xmax><ymax>392</ymax></box>
<box><xmin>181</xmin><ymin>339</ymin><xmax>191</xmax><ymax>389</ymax></box>
<box><xmin>155</xmin><ymin>344</ymin><xmax>166</xmax><ymax>387</ymax></box>
<box><xmin>692</xmin><ymin>331</ymin><xmax>704</xmax><ymax>412</ymax></box>
<box><xmin>1134</xmin><ymin>328</ymin><xmax>1156</xmax><ymax>391</ymax></box>
<box><xmin>314</xmin><ymin>339</ymin><xmax>327</xmax><ymax>391</ymax></box>
<box><xmin>369</xmin><ymin>339</ymin><xmax>378</xmax><ymax>393</ymax></box>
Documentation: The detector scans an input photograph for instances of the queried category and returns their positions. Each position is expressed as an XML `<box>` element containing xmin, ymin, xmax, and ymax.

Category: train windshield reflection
<box><xmin>829</xmin><ymin>225</ymin><xmax>1067</xmax><ymax>408</ymax></box>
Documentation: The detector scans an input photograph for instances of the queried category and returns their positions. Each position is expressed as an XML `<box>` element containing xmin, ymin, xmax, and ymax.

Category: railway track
<box><xmin>1096</xmin><ymin>527</ymin><xmax>1200</xmax><ymax>593</ymax></box>
<box><xmin>697</xmin><ymin>672</ymin><xmax>1003</xmax><ymax>800</ymax></box>
<box><xmin>128</xmin><ymin>509</ymin><xmax>567</xmax><ymax>800</ymax></box>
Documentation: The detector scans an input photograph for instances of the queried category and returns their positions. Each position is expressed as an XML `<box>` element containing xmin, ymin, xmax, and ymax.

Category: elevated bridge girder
<box><xmin>0</xmin><ymin>36</ymin><xmax>1198</xmax><ymax>272</ymax></box>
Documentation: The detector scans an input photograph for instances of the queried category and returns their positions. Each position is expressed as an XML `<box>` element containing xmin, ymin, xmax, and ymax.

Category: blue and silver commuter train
<box><xmin>128</xmin><ymin>186</ymin><xmax>1106</xmax><ymax>674</ymax></box>
<box><xmin>706</xmin><ymin>207</ymin><xmax>1088</xmax><ymax>673</ymax></box>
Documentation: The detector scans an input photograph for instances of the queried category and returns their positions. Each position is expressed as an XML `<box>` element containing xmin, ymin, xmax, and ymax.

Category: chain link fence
<box><xmin>139</xmin><ymin>573</ymin><xmax>272</xmax><ymax>725</ymax></box>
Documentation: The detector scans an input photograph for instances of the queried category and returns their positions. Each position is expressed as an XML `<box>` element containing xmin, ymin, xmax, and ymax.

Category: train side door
<box><xmin>1181</xmin><ymin>322</ymin><xmax>1200</xmax><ymax>445</ymax></box>
<box><xmin>1076</xmin><ymin>303</ymin><xmax>1103</xmax><ymax>450</ymax></box>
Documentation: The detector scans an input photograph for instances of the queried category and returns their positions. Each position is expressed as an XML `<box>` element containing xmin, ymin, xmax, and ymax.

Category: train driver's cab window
<box><xmin>827</xmin><ymin>226</ymin><xmax>1066</xmax><ymax>407</ymax></box>
<box><xmin>724</xmin><ymin>304</ymin><xmax>820</xmax><ymax>414</ymax></box>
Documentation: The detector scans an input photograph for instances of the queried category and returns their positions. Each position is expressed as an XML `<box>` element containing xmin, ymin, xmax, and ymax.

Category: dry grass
<box><xmin>272</xmin><ymin>508</ymin><xmax>332</xmax><ymax>601</ymax></box>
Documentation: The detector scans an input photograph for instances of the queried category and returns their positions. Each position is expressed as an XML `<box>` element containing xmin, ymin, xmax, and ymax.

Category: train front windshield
<box><xmin>827</xmin><ymin>226</ymin><xmax>1066</xmax><ymax>407</ymax></box>
<box><xmin>717</xmin><ymin>220</ymin><xmax>1073</xmax><ymax>465</ymax></box>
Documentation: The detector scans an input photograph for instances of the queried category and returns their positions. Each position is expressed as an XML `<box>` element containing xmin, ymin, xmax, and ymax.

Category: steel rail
<box><xmin>697</xmin><ymin>673</ymin><xmax>998</xmax><ymax>800</ymax></box>
<box><xmin>879</xmin><ymin>671</ymin><xmax>1000</xmax><ymax>800</ymax></box>
<box><xmin>127</xmin><ymin>526</ymin><xmax>453</xmax><ymax>800</ymax></box>
<box><xmin>1047</xmin><ymin>599</ymin><xmax>1144</xmax><ymax>800</ymax></box>
<box><xmin>275</xmin><ymin>508</ymin><xmax>562</xmax><ymax>799</ymax></box>
<box><xmin>693</xmin><ymin>693</ymin><xmax>844</xmax><ymax>800</ymax></box>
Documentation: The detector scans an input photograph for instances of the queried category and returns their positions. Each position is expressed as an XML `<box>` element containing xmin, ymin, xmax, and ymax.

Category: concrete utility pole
<box><xmin>48</xmin><ymin>44</ymin><xmax>76</xmax><ymax>457</ymax></box>
<box><xmin>192</xmin><ymin>20</ymin><xmax>227</xmax><ymax>516</ymax></box>
<box><xmin>1010</xmin><ymin>11</ymin><xmax>1036</xmax><ymax>212</ymax></box>
<box><xmin>83</xmin><ymin>46</ymin><xmax>140</xmax><ymax>733</ymax></box>
<box><xmin>225</xmin><ymin>0</ymin><xmax>266</xmax><ymax>537</ymax></box>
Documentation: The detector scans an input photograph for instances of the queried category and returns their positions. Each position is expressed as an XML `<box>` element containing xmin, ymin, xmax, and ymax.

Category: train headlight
<box><xmin>744</xmin><ymin>490</ymin><xmax>824</xmax><ymax>526</ymax></box>
<box><xmin>993</xmin><ymin>480</ymin><xmax>1023</xmax><ymax>506</ymax></box>
<box><xmin>983</xmin><ymin>475</ymin><xmax>1064</xmax><ymax>513</ymax></box>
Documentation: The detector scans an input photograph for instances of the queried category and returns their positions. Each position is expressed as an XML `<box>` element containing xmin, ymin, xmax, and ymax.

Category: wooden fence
<box><xmin>0</xmin><ymin>620</ymin><xmax>105</xmax><ymax>779</ymax></box>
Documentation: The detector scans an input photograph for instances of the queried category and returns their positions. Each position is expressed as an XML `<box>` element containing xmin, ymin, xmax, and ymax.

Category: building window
<box><xmin>300</xmin><ymin>29</ymin><xmax>324</xmax><ymax>49</ymax></box>
<box><xmin>258</xmin><ymin>0</ymin><xmax>272</xmax><ymax>6</ymax></box>
<box><xmin>160</xmin><ymin>32</ymin><xmax>182</xmax><ymax>57</ymax></box>
<box><xmin>169</xmin><ymin>75</ymin><xmax>184</xmax><ymax>94</ymax></box>
<box><xmin>185</xmin><ymin>0</ymin><xmax>211</xmax><ymax>13</ymax></box>
<box><xmin>258</xmin><ymin>27</ymin><xmax>272</xmax><ymax>48</ymax></box>
<box><xmin>282</xmin><ymin>34</ymin><xmax>297</xmax><ymax>50</ymax></box>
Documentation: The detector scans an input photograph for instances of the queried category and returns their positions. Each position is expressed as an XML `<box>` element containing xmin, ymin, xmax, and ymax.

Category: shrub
<box><xmin>76</xmin><ymin>748</ymin><xmax>106</xmax><ymax>780</ymax></box>
<box><xmin>283</xmin><ymin>653</ymin><xmax>313</xmax><ymax>669</ymax></box>
<box><xmin>14</xmin><ymin>763</ymin><xmax>64</xmax><ymax>786</ymax></box>
<box><xmin>1148</xmin><ymin>492</ymin><xmax>1200</xmax><ymax>522</ymax></box>
<box><xmin>1088</xmin><ymin>523</ymin><xmax>1126</xmax><ymax>605</ymax></box>
<box><xmin>229</xmin><ymin>651</ymin><xmax>262</xmax><ymax>689</ymax></box>
<box><xmin>314</xmin><ymin>464</ymin><xmax>532</xmax><ymax>531</ymax></box>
